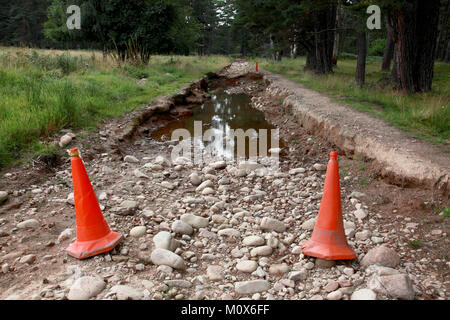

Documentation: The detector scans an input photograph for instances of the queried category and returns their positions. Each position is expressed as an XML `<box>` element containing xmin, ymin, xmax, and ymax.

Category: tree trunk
<box><xmin>435</xmin><ymin>30</ymin><xmax>441</xmax><ymax>60</ymax></box>
<box><xmin>392</xmin><ymin>0</ymin><xmax>440</xmax><ymax>93</ymax></box>
<box><xmin>332</xmin><ymin>4</ymin><xmax>341</xmax><ymax>66</ymax></box>
<box><xmin>332</xmin><ymin>32</ymin><xmax>340</xmax><ymax>66</ymax></box>
<box><xmin>291</xmin><ymin>42</ymin><xmax>298</xmax><ymax>59</ymax></box>
<box><xmin>444</xmin><ymin>39</ymin><xmax>450</xmax><ymax>62</ymax></box>
<box><xmin>241</xmin><ymin>30</ymin><xmax>248</xmax><ymax>57</ymax></box>
<box><xmin>356</xmin><ymin>30</ymin><xmax>367</xmax><ymax>87</ymax></box>
<box><xmin>313</xmin><ymin>4</ymin><xmax>337</xmax><ymax>74</ymax></box>
<box><xmin>445</xmin><ymin>39</ymin><xmax>450</xmax><ymax>62</ymax></box>
<box><xmin>102</xmin><ymin>46</ymin><xmax>108</xmax><ymax>61</ymax></box>
<box><xmin>270</xmin><ymin>33</ymin><xmax>275</xmax><ymax>61</ymax></box>
<box><xmin>207</xmin><ymin>29</ymin><xmax>213</xmax><ymax>56</ymax></box>
<box><xmin>226</xmin><ymin>30</ymin><xmax>231</xmax><ymax>55</ymax></box>
<box><xmin>275</xmin><ymin>50</ymin><xmax>282</xmax><ymax>61</ymax></box>
<box><xmin>415</xmin><ymin>1</ymin><xmax>440</xmax><ymax>92</ymax></box>
<box><xmin>381</xmin><ymin>15</ymin><xmax>395</xmax><ymax>72</ymax></box>
<box><xmin>391</xmin><ymin>45</ymin><xmax>398</xmax><ymax>84</ymax></box>
<box><xmin>305</xmin><ymin>48</ymin><xmax>316</xmax><ymax>71</ymax></box>
<box><xmin>241</xmin><ymin>38</ymin><xmax>247</xmax><ymax>57</ymax></box>
<box><xmin>436</xmin><ymin>0</ymin><xmax>449</xmax><ymax>60</ymax></box>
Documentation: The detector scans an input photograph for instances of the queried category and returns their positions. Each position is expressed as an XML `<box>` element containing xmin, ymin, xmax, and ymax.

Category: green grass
<box><xmin>339</xmin><ymin>163</ymin><xmax>350</xmax><ymax>178</ymax></box>
<box><xmin>435</xmin><ymin>205</ymin><xmax>450</xmax><ymax>218</ymax></box>
<box><xmin>408</xmin><ymin>239</ymin><xmax>425</xmax><ymax>249</ymax></box>
<box><xmin>360</xmin><ymin>178</ymin><xmax>371</xmax><ymax>186</ymax></box>
<box><xmin>0</xmin><ymin>47</ymin><xmax>231</xmax><ymax>169</ymax></box>
<box><xmin>354</xmin><ymin>154</ymin><xmax>368</xmax><ymax>172</ymax></box>
<box><xmin>339</xmin><ymin>169</ymin><xmax>349</xmax><ymax>178</ymax></box>
<box><xmin>444</xmin><ymin>207</ymin><xmax>450</xmax><ymax>218</ymax></box>
<box><xmin>357</xmin><ymin>162</ymin><xmax>367</xmax><ymax>172</ymax></box>
<box><xmin>358</xmin><ymin>164</ymin><xmax>367</xmax><ymax>172</ymax></box>
<box><xmin>258</xmin><ymin>56</ymin><xmax>450</xmax><ymax>144</ymax></box>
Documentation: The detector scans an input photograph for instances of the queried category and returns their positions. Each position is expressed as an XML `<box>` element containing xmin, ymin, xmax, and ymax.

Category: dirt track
<box><xmin>261</xmin><ymin>71</ymin><xmax>450</xmax><ymax>192</ymax></box>
<box><xmin>0</xmin><ymin>62</ymin><xmax>448</xmax><ymax>300</ymax></box>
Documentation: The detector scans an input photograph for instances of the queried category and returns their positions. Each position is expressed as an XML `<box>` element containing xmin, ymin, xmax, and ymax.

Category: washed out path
<box><xmin>0</xmin><ymin>62</ymin><xmax>448</xmax><ymax>300</ymax></box>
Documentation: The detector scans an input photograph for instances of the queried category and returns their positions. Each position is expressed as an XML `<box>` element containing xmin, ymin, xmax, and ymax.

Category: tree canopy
<box><xmin>0</xmin><ymin>0</ymin><xmax>447</xmax><ymax>91</ymax></box>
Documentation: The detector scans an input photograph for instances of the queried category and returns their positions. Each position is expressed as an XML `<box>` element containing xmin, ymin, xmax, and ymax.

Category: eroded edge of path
<box><xmin>261</xmin><ymin>70</ymin><xmax>450</xmax><ymax>194</ymax></box>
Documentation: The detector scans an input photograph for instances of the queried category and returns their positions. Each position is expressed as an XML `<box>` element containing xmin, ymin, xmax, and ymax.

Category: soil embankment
<box><xmin>260</xmin><ymin>71</ymin><xmax>449</xmax><ymax>194</ymax></box>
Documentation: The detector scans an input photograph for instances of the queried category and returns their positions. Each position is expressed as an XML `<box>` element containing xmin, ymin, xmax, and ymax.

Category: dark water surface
<box><xmin>151</xmin><ymin>88</ymin><xmax>285</xmax><ymax>160</ymax></box>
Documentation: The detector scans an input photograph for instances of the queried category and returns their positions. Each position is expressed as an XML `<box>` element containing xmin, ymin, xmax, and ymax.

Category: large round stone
<box><xmin>361</xmin><ymin>246</ymin><xmax>400</xmax><ymax>268</ymax></box>
<box><xmin>130</xmin><ymin>226</ymin><xmax>146</xmax><ymax>238</ymax></box>
<box><xmin>151</xmin><ymin>248</ymin><xmax>186</xmax><ymax>270</ymax></box>
<box><xmin>171</xmin><ymin>220</ymin><xmax>193</xmax><ymax>235</ymax></box>
<box><xmin>68</xmin><ymin>276</ymin><xmax>106</xmax><ymax>300</ymax></box>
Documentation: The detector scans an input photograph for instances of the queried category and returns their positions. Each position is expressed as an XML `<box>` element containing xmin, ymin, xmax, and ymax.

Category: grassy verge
<box><xmin>0</xmin><ymin>47</ymin><xmax>231</xmax><ymax>169</ymax></box>
<box><xmin>257</xmin><ymin>56</ymin><xmax>449</xmax><ymax>146</ymax></box>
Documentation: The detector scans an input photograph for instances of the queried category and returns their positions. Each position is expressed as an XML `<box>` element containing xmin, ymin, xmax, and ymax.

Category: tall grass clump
<box><xmin>2</xmin><ymin>50</ymin><xmax>88</xmax><ymax>75</ymax></box>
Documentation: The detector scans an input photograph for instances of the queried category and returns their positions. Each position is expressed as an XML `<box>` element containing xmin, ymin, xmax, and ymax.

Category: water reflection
<box><xmin>151</xmin><ymin>88</ymin><xmax>284</xmax><ymax>160</ymax></box>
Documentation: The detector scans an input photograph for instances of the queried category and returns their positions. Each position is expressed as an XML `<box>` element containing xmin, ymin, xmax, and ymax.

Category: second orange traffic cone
<box><xmin>302</xmin><ymin>152</ymin><xmax>356</xmax><ymax>261</ymax></box>
<box><xmin>66</xmin><ymin>148</ymin><xmax>123</xmax><ymax>259</ymax></box>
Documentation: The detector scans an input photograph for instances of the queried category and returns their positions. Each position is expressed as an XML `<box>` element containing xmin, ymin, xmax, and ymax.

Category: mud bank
<box><xmin>260</xmin><ymin>72</ymin><xmax>449</xmax><ymax>194</ymax></box>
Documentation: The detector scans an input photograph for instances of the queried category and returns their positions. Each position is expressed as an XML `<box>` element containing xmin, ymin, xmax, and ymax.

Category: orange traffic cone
<box><xmin>66</xmin><ymin>148</ymin><xmax>123</xmax><ymax>259</ymax></box>
<box><xmin>302</xmin><ymin>152</ymin><xmax>356</xmax><ymax>261</ymax></box>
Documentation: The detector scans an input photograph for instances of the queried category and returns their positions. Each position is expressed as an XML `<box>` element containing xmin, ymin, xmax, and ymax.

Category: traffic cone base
<box><xmin>302</xmin><ymin>227</ymin><xmax>356</xmax><ymax>261</ymax></box>
<box><xmin>67</xmin><ymin>230</ymin><xmax>123</xmax><ymax>260</ymax></box>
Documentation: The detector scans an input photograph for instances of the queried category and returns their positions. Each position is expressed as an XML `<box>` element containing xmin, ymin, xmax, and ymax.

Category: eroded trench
<box><xmin>1</xmin><ymin>64</ymin><xmax>448</xmax><ymax>301</ymax></box>
<box><xmin>125</xmin><ymin>70</ymin><xmax>287</xmax><ymax>161</ymax></box>
<box><xmin>116</xmin><ymin>64</ymin><xmax>448</xmax><ymax>195</ymax></box>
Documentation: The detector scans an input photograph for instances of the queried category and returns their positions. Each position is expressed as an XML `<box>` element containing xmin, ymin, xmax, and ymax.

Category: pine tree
<box><xmin>389</xmin><ymin>0</ymin><xmax>441</xmax><ymax>92</ymax></box>
<box><xmin>0</xmin><ymin>0</ymin><xmax>52</xmax><ymax>47</ymax></box>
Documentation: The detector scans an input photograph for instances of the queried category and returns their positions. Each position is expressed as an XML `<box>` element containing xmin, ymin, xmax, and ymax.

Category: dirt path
<box><xmin>0</xmin><ymin>62</ymin><xmax>448</xmax><ymax>300</ymax></box>
<box><xmin>260</xmin><ymin>70</ymin><xmax>450</xmax><ymax>193</ymax></box>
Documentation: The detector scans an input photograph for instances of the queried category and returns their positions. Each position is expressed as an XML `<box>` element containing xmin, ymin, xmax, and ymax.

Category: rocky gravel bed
<box><xmin>0</xmin><ymin>62</ymin><xmax>448</xmax><ymax>300</ymax></box>
<box><xmin>0</xmin><ymin>137</ymin><xmax>447</xmax><ymax>300</ymax></box>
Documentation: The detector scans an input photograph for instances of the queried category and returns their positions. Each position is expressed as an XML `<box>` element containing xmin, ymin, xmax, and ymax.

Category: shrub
<box><xmin>368</xmin><ymin>38</ymin><xmax>386</xmax><ymax>57</ymax></box>
<box><xmin>123</xmin><ymin>65</ymin><xmax>149</xmax><ymax>79</ymax></box>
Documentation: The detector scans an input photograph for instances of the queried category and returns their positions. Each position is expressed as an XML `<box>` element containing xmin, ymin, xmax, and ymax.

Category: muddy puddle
<box><xmin>151</xmin><ymin>88</ymin><xmax>286</xmax><ymax>160</ymax></box>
